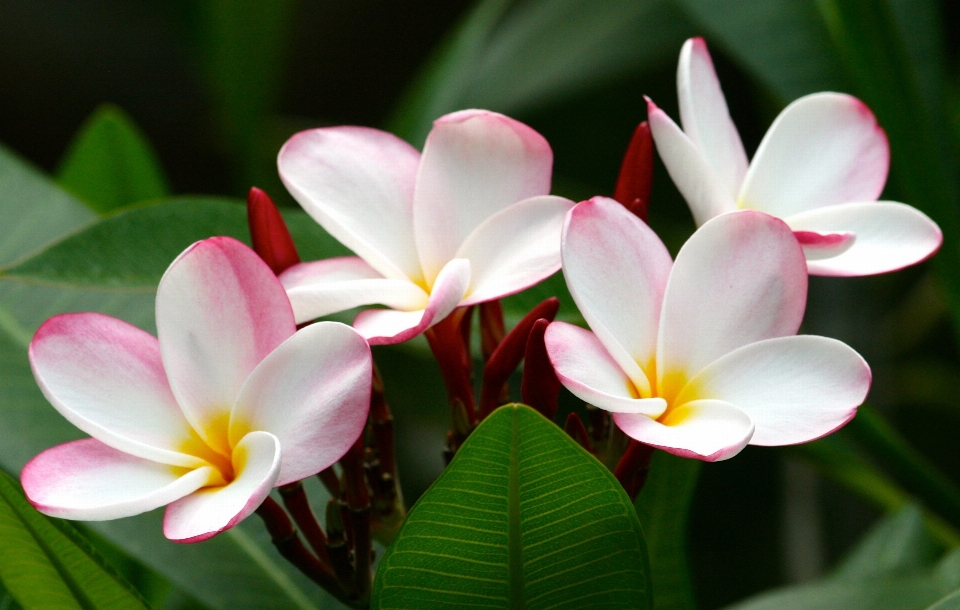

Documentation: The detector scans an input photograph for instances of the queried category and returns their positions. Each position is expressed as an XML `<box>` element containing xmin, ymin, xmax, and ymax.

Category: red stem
<box><xmin>278</xmin><ymin>482</ymin><xmax>333</xmax><ymax>569</ymax></box>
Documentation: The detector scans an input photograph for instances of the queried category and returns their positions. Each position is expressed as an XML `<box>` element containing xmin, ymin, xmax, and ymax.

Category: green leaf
<box><xmin>634</xmin><ymin>451</ymin><xmax>701</xmax><ymax>610</ymax></box>
<box><xmin>372</xmin><ymin>404</ymin><xmax>652</xmax><ymax>609</ymax></box>
<box><xmin>833</xmin><ymin>505</ymin><xmax>938</xmax><ymax>580</ymax></box>
<box><xmin>845</xmin><ymin>405</ymin><xmax>960</xmax><ymax>531</ymax></box>
<box><xmin>674</xmin><ymin>0</ymin><xmax>845</xmax><ymax>101</ymax></box>
<box><xmin>925</xmin><ymin>587</ymin><xmax>960</xmax><ymax>610</ymax></box>
<box><xmin>790</xmin><ymin>436</ymin><xmax>960</xmax><ymax>548</ymax></box>
<box><xmin>0</xmin><ymin>145</ymin><xmax>96</xmax><ymax>268</ymax></box>
<box><xmin>2</xmin><ymin>197</ymin><xmax>350</xmax><ymax>290</ymax></box>
<box><xmin>56</xmin><ymin>104</ymin><xmax>170</xmax><ymax>215</ymax></box>
<box><xmin>0</xmin><ymin>470</ymin><xmax>149</xmax><ymax>610</ymax></box>
<box><xmin>723</xmin><ymin>506</ymin><xmax>960</xmax><ymax>610</ymax></box>
<box><xmin>390</xmin><ymin>0</ymin><xmax>691</xmax><ymax>145</ymax></box>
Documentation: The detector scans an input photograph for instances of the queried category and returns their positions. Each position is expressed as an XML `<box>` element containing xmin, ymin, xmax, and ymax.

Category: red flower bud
<box><xmin>613</xmin><ymin>121</ymin><xmax>654</xmax><ymax>222</ymax></box>
<box><xmin>247</xmin><ymin>187</ymin><xmax>300</xmax><ymax>275</ymax></box>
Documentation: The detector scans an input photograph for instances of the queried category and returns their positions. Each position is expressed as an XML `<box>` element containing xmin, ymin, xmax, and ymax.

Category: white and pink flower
<box><xmin>546</xmin><ymin>197</ymin><xmax>871</xmax><ymax>461</ymax></box>
<box><xmin>277</xmin><ymin>109</ymin><xmax>574</xmax><ymax>345</ymax></box>
<box><xmin>22</xmin><ymin>237</ymin><xmax>372</xmax><ymax>542</ymax></box>
<box><xmin>647</xmin><ymin>37</ymin><xmax>942</xmax><ymax>276</ymax></box>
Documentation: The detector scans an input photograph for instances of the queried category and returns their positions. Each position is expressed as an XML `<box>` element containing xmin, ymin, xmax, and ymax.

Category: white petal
<box><xmin>232</xmin><ymin>322</ymin><xmax>372</xmax><ymax>486</ymax></box>
<box><xmin>658</xmin><ymin>211</ymin><xmax>807</xmax><ymax>384</ymax></box>
<box><xmin>353</xmin><ymin>258</ymin><xmax>471</xmax><ymax>345</ymax></box>
<box><xmin>22</xmin><ymin>439</ymin><xmax>215</xmax><ymax>521</ymax></box>
<box><xmin>545</xmin><ymin>322</ymin><xmax>666</xmax><ymax>417</ymax></box>
<box><xmin>739</xmin><ymin>92</ymin><xmax>889</xmax><ymax>217</ymax></box>
<box><xmin>163</xmin><ymin>431</ymin><xmax>281</xmax><ymax>543</ymax></box>
<box><xmin>280</xmin><ymin>257</ymin><xmax>428</xmax><ymax>323</ymax></box>
<box><xmin>786</xmin><ymin>202</ymin><xmax>943</xmax><ymax>276</ymax></box>
<box><xmin>156</xmin><ymin>238</ymin><xmax>295</xmax><ymax>455</ymax></box>
<box><xmin>413</xmin><ymin>110</ymin><xmax>553</xmax><ymax>284</ymax></box>
<box><xmin>278</xmin><ymin>126</ymin><xmax>423</xmax><ymax>282</ymax></box>
<box><xmin>29</xmin><ymin>314</ymin><xmax>203</xmax><ymax>468</ymax></box>
<box><xmin>458</xmin><ymin>195</ymin><xmax>574</xmax><ymax>305</ymax></box>
<box><xmin>613</xmin><ymin>400</ymin><xmax>754</xmax><ymax>462</ymax></box>
<box><xmin>677</xmin><ymin>38</ymin><xmax>749</xmax><ymax>198</ymax></box>
<box><xmin>680</xmin><ymin>336</ymin><xmax>870</xmax><ymax>446</ymax></box>
<box><xmin>561</xmin><ymin>197</ymin><xmax>673</xmax><ymax>395</ymax></box>
<box><xmin>647</xmin><ymin>98</ymin><xmax>737</xmax><ymax>225</ymax></box>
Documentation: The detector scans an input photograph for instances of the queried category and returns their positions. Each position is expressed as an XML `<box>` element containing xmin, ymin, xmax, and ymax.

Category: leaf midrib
<box><xmin>508</xmin><ymin>409</ymin><xmax>524</xmax><ymax>609</ymax></box>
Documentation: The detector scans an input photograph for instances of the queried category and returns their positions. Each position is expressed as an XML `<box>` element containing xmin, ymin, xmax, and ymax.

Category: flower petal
<box><xmin>647</xmin><ymin>98</ymin><xmax>737</xmax><ymax>225</ymax></box>
<box><xmin>613</xmin><ymin>400</ymin><xmax>754</xmax><ymax>462</ymax></box>
<box><xmin>22</xmin><ymin>439</ymin><xmax>214</xmax><ymax>521</ymax></box>
<box><xmin>163</xmin><ymin>431</ymin><xmax>281</xmax><ymax>543</ymax></box>
<box><xmin>545</xmin><ymin>322</ymin><xmax>666</xmax><ymax>417</ymax></box>
<box><xmin>231</xmin><ymin>322</ymin><xmax>372</xmax><ymax>486</ymax></box>
<box><xmin>156</xmin><ymin>237</ymin><xmax>295</xmax><ymax>455</ymax></box>
<box><xmin>794</xmin><ymin>230</ymin><xmax>856</xmax><ymax>261</ymax></box>
<box><xmin>680</xmin><ymin>335</ymin><xmax>870</xmax><ymax>446</ymax></box>
<box><xmin>561</xmin><ymin>197</ymin><xmax>673</xmax><ymax>396</ymax></box>
<box><xmin>280</xmin><ymin>256</ymin><xmax>428</xmax><ymax>323</ymax></box>
<box><xmin>786</xmin><ymin>202</ymin><xmax>943</xmax><ymax>276</ymax></box>
<box><xmin>30</xmin><ymin>314</ymin><xmax>204</xmax><ymax>468</ymax></box>
<box><xmin>677</xmin><ymin>38</ymin><xmax>749</xmax><ymax>199</ymax></box>
<box><xmin>658</xmin><ymin>211</ymin><xmax>807</xmax><ymax>382</ymax></box>
<box><xmin>413</xmin><ymin>110</ymin><xmax>552</xmax><ymax>284</ymax></box>
<box><xmin>458</xmin><ymin>195</ymin><xmax>574</xmax><ymax>306</ymax></box>
<box><xmin>278</xmin><ymin>126</ymin><xmax>422</xmax><ymax>282</ymax></box>
<box><xmin>739</xmin><ymin>92</ymin><xmax>889</xmax><ymax>217</ymax></box>
<box><xmin>353</xmin><ymin>258</ymin><xmax>471</xmax><ymax>345</ymax></box>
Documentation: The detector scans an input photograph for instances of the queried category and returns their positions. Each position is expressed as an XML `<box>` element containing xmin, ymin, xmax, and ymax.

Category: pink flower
<box><xmin>277</xmin><ymin>110</ymin><xmax>574</xmax><ymax>345</ymax></box>
<box><xmin>545</xmin><ymin>197</ymin><xmax>871</xmax><ymax>461</ymax></box>
<box><xmin>22</xmin><ymin>237</ymin><xmax>372</xmax><ymax>542</ymax></box>
<box><xmin>647</xmin><ymin>37</ymin><xmax>942</xmax><ymax>276</ymax></box>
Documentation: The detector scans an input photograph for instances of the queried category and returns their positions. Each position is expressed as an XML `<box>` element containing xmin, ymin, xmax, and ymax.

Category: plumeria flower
<box><xmin>277</xmin><ymin>109</ymin><xmax>574</xmax><ymax>345</ymax></box>
<box><xmin>22</xmin><ymin>237</ymin><xmax>372</xmax><ymax>542</ymax></box>
<box><xmin>545</xmin><ymin>197</ymin><xmax>871</xmax><ymax>461</ymax></box>
<box><xmin>647</xmin><ymin>37</ymin><xmax>942</xmax><ymax>276</ymax></box>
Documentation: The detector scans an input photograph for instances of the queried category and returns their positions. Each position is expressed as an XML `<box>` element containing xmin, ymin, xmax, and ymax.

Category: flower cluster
<box><xmin>21</xmin><ymin>36</ymin><xmax>942</xmax><ymax>552</ymax></box>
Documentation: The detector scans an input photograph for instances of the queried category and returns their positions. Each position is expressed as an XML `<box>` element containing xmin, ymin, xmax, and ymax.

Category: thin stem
<box><xmin>255</xmin><ymin>498</ymin><xmax>349</xmax><ymax>604</ymax></box>
<box><xmin>278</xmin><ymin>482</ymin><xmax>333</xmax><ymax>568</ymax></box>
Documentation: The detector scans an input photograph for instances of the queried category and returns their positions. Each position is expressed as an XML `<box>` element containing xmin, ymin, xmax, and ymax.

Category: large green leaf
<box><xmin>373</xmin><ymin>404</ymin><xmax>652</xmax><ymax>609</ymax></box>
<box><xmin>674</xmin><ymin>0</ymin><xmax>844</xmax><ymax>101</ymax></box>
<box><xmin>0</xmin><ymin>146</ymin><xmax>96</xmax><ymax>268</ymax></box>
<box><xmin>0</xmin><ymin>471</ymin><xmax>149</xmax><ymax>610</ymax></box>
<box><xmin>56</xmin><ymin>104</ymin><xmax>170</xmax><ymax>215</ymax></box>
<box><xmin>390</xmin><ymin>0</ymin><xmax>691</xmax><ymax>145</ymax></box>
<box><xmin>2</xmin><ymin>197</ymin><xmax>350</xmax><ymax>290</ymax></box>
<box><xmin>925</xmin><ymin>587</ymin><xmax>960</xmax><ymax>610</ymax></box>
<box><xmin>723</xmin><ymin>506</ymin><xmax>960</xmax><ymax>610</ymax></box>
<box><xmin>634</xmin><ymin>451</ymin><xmax>701</xmax><ymax>610</ymax></box>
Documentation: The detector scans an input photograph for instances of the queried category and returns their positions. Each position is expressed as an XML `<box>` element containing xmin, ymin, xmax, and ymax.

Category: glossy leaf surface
<box><xmin>56</xmin><ymin>104</ymin><xmax>169</xmax><ymax>215</ymax></box>
<box><xmin>373</xmin><ymin>404</ymin><xmax>652</xmax><ymax>609</ymax></box>
<box><xmin>0</xmin><ymin>470</ymin><xmax>149</xmax><ymax>610</ymax></box>
<box><xmin>3</xmin><ymin>197</ymin><xmax>350</xmax><ymax>290</ymax></box>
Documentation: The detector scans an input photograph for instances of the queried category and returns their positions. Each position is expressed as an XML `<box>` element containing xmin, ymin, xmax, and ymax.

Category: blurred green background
<box><xmin>2</xmin><ymin>1</ymin><xmax>960</xmax><ymax>609</ymax></box>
